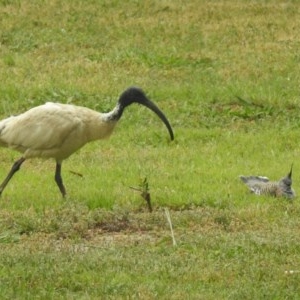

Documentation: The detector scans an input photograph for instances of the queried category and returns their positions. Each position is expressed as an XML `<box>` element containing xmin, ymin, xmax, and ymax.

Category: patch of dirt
<box><xmin>94</xmin><ymin>214</ymin><xmax>131</xmax><ymax>232</ymax></box>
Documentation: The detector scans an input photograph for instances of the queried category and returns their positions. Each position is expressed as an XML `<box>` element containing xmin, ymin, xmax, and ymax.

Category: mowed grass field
<box><xmin>1</xmin><ymin>0</ymin><xmax>300</xmax><ymax>298</ymax></box>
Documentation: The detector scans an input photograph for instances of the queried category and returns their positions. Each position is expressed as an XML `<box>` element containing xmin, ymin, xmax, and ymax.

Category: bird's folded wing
<box><xmin>239</xmin><ymin>175</ymin><xmax>270</xmax><ymax>185</ymax></box>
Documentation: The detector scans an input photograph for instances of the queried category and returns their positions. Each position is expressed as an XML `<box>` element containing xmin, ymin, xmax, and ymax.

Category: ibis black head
<box><xmin>118</xmin><ymin>87</ymin><xmax>174</xmax><ymax>140</ymax></box>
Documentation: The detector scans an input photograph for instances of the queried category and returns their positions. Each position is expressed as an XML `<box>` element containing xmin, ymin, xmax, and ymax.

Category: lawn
<box><xmin>1</xmin><ymin>0</ymin><xmax>300</xmax><ymax>299</ymax></box>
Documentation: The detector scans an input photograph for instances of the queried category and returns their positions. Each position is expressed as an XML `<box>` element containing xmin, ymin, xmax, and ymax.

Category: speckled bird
<box><xmin>239</xmin><ymin>165</ymin><xmax>295</xmax><ymax>199</ymax></box>
<box><xmin>0</xmin><ymin>87</ymin><xmax>174</xmax><ymax>197</ymax></box>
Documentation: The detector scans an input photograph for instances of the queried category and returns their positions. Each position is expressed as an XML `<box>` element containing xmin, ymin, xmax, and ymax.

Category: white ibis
<box><xmin>0</xmin><ymin>87</ymin><xmax>174</xmax><ymax>197</ymax></box>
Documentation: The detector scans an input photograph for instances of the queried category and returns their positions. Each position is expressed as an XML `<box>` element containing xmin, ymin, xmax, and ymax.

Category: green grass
<box><xmin>1</xmin><ymin>0</ymin><xmax>300</xmax><ymax>298</ymax></box>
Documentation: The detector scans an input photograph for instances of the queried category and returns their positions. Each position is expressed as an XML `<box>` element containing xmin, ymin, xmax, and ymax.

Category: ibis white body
<box><xmin>0</xmin><ymin>102</ymin><xmax>119</xmax><ymax>162</ymax></box>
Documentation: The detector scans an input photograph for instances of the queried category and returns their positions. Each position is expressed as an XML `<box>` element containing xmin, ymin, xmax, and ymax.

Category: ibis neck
<box><xmin>105</xmin><ymin>102</ymin><xmax>126</xmax><ymax>121</ymax></box>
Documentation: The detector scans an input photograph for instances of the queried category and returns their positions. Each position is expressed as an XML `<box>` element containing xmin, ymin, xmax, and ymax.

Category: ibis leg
<box><xmin>0</xmin><ymin>157</ymin><xmax>26</xmax><ymax>196</ymax></box>
<box><xmin>55</xmin><ymin>162</ymin><xmax>66</xmax><ymax>197</ymax></box>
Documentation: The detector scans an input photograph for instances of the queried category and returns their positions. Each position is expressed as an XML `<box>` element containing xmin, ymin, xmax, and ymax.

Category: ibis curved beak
<box><xmin>141</xmin><ymin>99</ymin><xmax>174</xmax><ymax>140</ymax></box>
